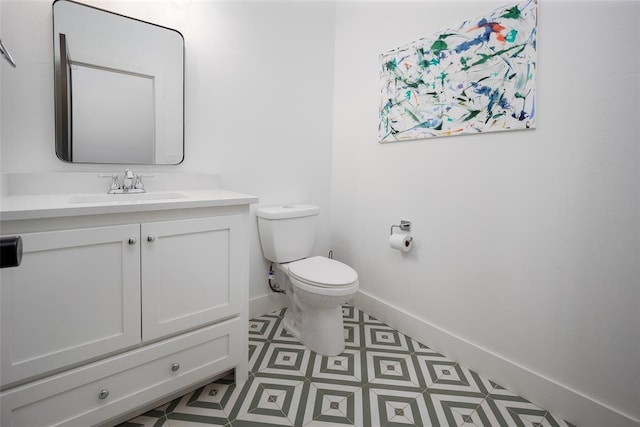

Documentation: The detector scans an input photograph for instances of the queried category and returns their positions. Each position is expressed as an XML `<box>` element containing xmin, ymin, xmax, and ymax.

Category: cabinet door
<box><xmin>0</xmin><ymin>225</ymin><xmax>142</xmax><ymax>387</ymax></box>
<box><xmin>141</xmin><ymin>216</ymin><xmax>244</xmax><ymax>341</ymax></box>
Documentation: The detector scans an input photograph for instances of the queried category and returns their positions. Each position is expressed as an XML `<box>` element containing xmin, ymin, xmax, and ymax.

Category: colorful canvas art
<box><xmin>379</xmin><ymin>0</ymin><xmax>537</xmax><ymax>142</ymax></box>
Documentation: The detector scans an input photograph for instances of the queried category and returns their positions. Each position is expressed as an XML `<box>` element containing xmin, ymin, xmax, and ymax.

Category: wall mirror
<box><xmin>53</xmin><ymin>0</ymin><xmax>184</xmax><ymax>164</ymax></box>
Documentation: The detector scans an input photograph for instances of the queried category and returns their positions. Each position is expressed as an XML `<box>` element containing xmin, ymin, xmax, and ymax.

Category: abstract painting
<box><xmin>379</xmin><ymin>0</ymin><xmax>537</xmax><ymax>142</ymax></box>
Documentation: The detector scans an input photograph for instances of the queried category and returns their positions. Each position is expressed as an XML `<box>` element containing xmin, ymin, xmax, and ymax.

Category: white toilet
<box><xmin>256</xmin><ymin>204</ymin><xmax>359</xmax><ymax>356</ymax></box>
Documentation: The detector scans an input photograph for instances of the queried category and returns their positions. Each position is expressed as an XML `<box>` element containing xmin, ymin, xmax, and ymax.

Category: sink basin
<box><xmin>68</xmin><ymin>192</ymin><xmax>188</xmax><ymax>204</ymax></box>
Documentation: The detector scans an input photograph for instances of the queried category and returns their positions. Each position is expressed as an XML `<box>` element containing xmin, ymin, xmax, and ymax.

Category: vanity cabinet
<box><xmin>0</xmin><ymin>201</ymin><xmax>252</xmax><ymax>427</ymax></box>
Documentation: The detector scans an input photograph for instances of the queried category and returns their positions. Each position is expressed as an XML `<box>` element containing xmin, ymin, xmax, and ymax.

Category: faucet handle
<box><xmin>99</xmin><ymin>173</ymin><xmax>121</xmax><ymax>193</ymax></box>
<box><xmin>133</xmin><ymin>173</ymin><xmax>146</xmax><ymax>191</ymax></box>
<box><xmin>136</xmin><ymin>174</ymin><xmax>154</xmax><ymax>190</ymax></box>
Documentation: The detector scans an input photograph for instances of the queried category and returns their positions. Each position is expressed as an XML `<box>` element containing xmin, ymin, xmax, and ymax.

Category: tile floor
<box><xmin>121</xmin><ymin>305</ymin><xmax>575</xmax><ymax>427</ymax></box>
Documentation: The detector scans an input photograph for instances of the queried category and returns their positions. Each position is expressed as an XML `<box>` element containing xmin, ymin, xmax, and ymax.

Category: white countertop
<box><xmin>0</xmin><ymin>189</ymin><xmax>259</xmax><ymax>221</ymax></box>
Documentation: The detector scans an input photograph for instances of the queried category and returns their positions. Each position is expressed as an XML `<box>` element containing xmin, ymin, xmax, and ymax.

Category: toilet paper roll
<box><xmin>389</xmin><ymin>233</ymin><xmax>413</xmax><ymax>252</ymax></box>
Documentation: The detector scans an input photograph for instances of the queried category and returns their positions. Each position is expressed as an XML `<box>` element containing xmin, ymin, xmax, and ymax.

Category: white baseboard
<box><xmin>353</xmin><ymin>290</ymin><xmax>639</xmax><ymax>427</ymax></box>
<box><xmin>249</xmin><ymin>292</ymin><xmax>288</xmax><ymax>320</ymax></box>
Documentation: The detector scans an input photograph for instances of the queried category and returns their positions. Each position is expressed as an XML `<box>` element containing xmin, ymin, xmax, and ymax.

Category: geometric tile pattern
<box><xmin>119</xmin><ymin>305</ymin><xmax>576</xmax><ymax>427</ymax></box>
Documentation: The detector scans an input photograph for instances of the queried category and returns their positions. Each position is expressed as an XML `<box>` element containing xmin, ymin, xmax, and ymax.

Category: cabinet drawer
<box><xmin>0</xmin><ymin>318</ymin><xmax>244</xmax><ymax>427</ymax></box>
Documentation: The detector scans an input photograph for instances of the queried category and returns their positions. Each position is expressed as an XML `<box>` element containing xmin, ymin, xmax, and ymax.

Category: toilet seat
<box><xmin>288</xmin><ymin>256</ymin><xmax>358</xmax><ymax>288</ymax></box>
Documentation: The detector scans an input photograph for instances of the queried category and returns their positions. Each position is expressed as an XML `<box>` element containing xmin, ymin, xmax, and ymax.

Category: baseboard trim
<box><xmin>353</xmin><ymin>290</ymin><xmax>639</xmax><ymax>427</ymax></box>
<box><xmin>249</xmin><ymin>292</ymin><xmax>288</xmax><ymax>320</ymax></box>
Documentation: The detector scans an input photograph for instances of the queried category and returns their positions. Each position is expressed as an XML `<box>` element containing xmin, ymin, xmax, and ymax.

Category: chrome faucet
<box><xmin>122</xmin><ymin>169</ymin><xmax>135</xmax><ymax>190</ymax></box>
<box><xmin>100</xmin><ymin>169</ymin><xmax>148</xmax><ymax>194</ymax></box>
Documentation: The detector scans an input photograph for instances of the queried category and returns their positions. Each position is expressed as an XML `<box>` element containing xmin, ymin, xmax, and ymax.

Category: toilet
<box><xmin>256</xmin><ymin>204</ymin><xmax>359</xmax><ymax>356</ymax></box>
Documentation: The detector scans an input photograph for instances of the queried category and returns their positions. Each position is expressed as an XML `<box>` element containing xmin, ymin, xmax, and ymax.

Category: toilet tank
<box><xmin>256</xmin><ymin>204</ymin><xmax>320</xmax><ymax>263</ymax></box>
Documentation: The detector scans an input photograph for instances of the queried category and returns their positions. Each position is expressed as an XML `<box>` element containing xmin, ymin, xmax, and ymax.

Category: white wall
<box><xmin>0</xmin><ymin>0</ymin><xmax>336</xmax><ymax>303</ymax></box>
<box><xmin>175</xmin><ymin>1</ymin><xmax>336</xmax><ymax>307</ymax></box>
<box><xmin>331</xmin><ymin>0</ymin><xmax>639</xmax><ymax>424</ymax></box>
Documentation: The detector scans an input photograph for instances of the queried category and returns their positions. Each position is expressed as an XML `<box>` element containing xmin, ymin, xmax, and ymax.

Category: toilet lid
<box><xmin>288</xmin><ymin>256</ymin><xmax>358</xmax><ymax>288</ymax></box>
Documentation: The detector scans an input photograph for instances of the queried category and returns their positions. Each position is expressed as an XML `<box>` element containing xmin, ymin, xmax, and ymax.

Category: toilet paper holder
<box><xmin>390</xmin><ymin>220</ymin><xmax>411</xmax><ymax>236</ymax></box>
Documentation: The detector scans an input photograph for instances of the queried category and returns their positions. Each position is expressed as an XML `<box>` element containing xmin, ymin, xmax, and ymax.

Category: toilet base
<box><xmin>282</xmin><ymin>311</ymin><xmax>302</xmax><ymax>341</ymax></box>
<box><xmin>283</xmin><ymin>304</ymin><xmax>345</xmax><ymax>357</ymax></box>
<box><xmin>273</xmin><ymin>260</ymin><xmax>358</xmax><ymax>357</ymax></box>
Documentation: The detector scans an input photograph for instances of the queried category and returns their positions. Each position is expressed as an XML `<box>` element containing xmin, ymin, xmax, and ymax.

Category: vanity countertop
<box><xmin>0</xmin><ymin>189</ymin><xmax>259</xmax><ymax>221</ymax></box>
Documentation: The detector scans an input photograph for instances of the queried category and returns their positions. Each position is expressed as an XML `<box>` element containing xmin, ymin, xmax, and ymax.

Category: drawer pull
<box><xmin>98</xmin><ymin>389</ymin><xmax>110</xmax><ymax>400</ymax></box>
<box><xmin>147</xmin><ymin>235</ymin><xmax>156</xmax><ymax>243</ymax></box>
<box><xmin>128</xmin><ymin>237</ymin><xmax>137</xmax><ymax>245</ymax></box>
<box><xmin>171</xmin><ymin>363</ymin><xmax>180</xmax><ymax>372</ymax></box>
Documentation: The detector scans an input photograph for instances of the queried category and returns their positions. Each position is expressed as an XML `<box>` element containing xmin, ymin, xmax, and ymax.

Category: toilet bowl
<box><xmin>276</xmin><ymin>256</ymin><xmax>358</xmax><ymax>356</ymax></box>
<box><xmin>256</xmin><ymin>204</ymin><xmax>359</xmax><ymax>356</ymax></box>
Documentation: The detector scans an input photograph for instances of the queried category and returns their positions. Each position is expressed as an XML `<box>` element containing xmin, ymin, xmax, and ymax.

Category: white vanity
<box><xmin>0</xmin><ymin>173</ymin><xmax>257</xmax><ymax>426</ymax></box>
